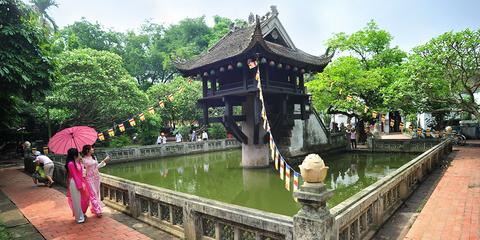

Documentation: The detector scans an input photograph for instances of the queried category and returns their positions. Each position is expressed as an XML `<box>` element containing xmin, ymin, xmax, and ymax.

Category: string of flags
<box><xmin>253</xmin><ymin>58</ymin><xmax>301</xmax><ymax>201</ymax></box>
<box><xmin>95</xmin><ymin>78</ymin><xmax>194</xmax><ymax>141</ymax></box>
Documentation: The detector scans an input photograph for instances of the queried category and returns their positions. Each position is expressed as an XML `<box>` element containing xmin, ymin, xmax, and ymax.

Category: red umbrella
<box><xmin>48</xmin><ymin>126</ymin><xmax>98</xmax><ymax>154</ymax></box>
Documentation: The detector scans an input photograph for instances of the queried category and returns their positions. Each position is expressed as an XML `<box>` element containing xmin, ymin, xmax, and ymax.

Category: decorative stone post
<box><xmin>293</xmin><ymin>154</ymin><xmax>334</xmax><ymax>240</ymax></box>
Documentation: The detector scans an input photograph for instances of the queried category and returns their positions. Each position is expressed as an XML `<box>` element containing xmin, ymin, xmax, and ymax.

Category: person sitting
<box><xmin>32</xmin><ymin>162</ymin><xmax>48</xmax><ymax>185</ymax></box>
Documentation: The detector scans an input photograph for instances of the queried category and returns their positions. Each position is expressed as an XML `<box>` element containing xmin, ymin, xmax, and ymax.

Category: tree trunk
<box><xmin>357</xmin><ymin>120</ymin><xmax>367</xmax><ymax>144</ymax></box>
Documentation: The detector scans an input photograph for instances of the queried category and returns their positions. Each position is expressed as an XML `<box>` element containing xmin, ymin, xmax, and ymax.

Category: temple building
<box><xmin>175</xmin><ymin>6</ymin><xmax>334</xmax><ymax>167</ymax></box>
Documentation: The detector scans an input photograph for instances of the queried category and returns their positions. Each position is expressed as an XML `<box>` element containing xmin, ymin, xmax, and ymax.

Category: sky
<box><xmin>44</xmin><ymin>0</ymin><xmax>480</xmax><ymax>55</ymax></box>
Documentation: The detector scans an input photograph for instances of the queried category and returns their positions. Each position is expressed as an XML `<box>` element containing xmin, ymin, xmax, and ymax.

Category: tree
<box><xmin>54</xmin><ymin>18</ymin><xmax>124</xmax><ymax>55</ymax></box>
<box><xmin>0</xmin><ymin>0</ymin><xmax>55</xmax><ymax>130</ymax></box>
<box><xmin>47</xmin><ymin>48</ymin><xmax>148</xmax><ymax>129</ymax></box>
<box><xmin>405</xmin><ymin>29</ymin><xmax>480</xmax><ymax>120</ymax></box>
<box><xmin>208</xmin><ymin>15</ymin><xmax>247</xmax><ymax>47</ymax></box>
<box><xmin>30</xmin><ymin>0</ymin><xmax>58</xmax><ymax>32</ymax></box>
<box><xmin>307</xmin><ymin>20</ymin><xmax>406</xmax><ymax>140</ymax></box>
<box><xmin>146</xmin><ymin>77</ymin><xmax>202</xmax><ymax>128</ymax></box>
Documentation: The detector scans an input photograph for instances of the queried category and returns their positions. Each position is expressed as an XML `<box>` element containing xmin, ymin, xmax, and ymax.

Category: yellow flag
<box><xmin>97</xmin><ymin>133</ymin><xmax>105</xmax><ymax>141</ymax></box>
<box><xmin>108</xmin><ymin>129</ymin><xmax>115</xmax><ymax>137</ymax></box>
<box><xmin>118</xmin><ymin>124</ymin><xmax>125</xmax><ymax>132</ymax></box>
<box><xmin>148</xmin><ymin>107</ymin><xmax>155</xmax><ymax>115</ymax></box>
<box><xmin>167</xmin><ymin>94</ymin><xmax>174</xmax><ymax>102</ymax></box>
<box><xmin>285</xmin><ymin>165</ymin><xmax>291</xmax><ymax>191</ymax></box>
<box><xmin>159</xmin><ymin>100</ymin><xmax>165</xmax><ymax>108</ymax></box>
<box><xmin>129</xmin><ymin>118</ymin><xmax>136</xmax><ymax>127</ymax></box>
<box><xmin>139</xmin><ymin>113</ymin><xmax>145</xmax><ymax>121</ymax></box>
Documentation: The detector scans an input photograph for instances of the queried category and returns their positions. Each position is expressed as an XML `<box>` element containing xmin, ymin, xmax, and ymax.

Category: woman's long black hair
<box><xmin>65</xmin><ymin>148</ymin><xmax>79</xmax><ymax>175</ymax></box>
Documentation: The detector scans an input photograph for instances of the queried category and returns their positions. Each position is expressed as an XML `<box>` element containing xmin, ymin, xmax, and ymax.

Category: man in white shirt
<box><xmin>175</xmin><ymin>133</ymin><xmax>182</xmax><ymax>143</ymax></box>
<box><xmin>33</xmin><ymin>151</ymin><xmax>54</xmax><ymax>186</ymax></box>
<box><xmin>156</xmin><ymin>132</ymin><xmax>162</xmax><ymax>144</ymax></box>
<box><xmin>202</xmin><ymin>131</ymin><xmax>208</xmax><ymax>141</ymax></box>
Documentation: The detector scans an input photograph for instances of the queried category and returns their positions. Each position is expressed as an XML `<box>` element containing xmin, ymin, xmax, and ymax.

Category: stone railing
<box><xmin>42</xmin><ymin>139</ymin><xmax>240</xmax><ymax>165</ymax></box>
<box><xmin>100</xmin><ymin>174</ymin><xmax>293</xmax><ymax>240</ymax></box>
<box><xmin>366</xmin><ymin>138</ymin><xmax>441</xmax><ymax>153</ymax></box>
<box><xmin>330</xmin><ymin>139</ymin><xmax>452</xmax><ymax>240</ymax></box>
<box><xmin>329</xmin><ymin>132</ymin><xmax>348</xmax><ymax>148</ymax></box>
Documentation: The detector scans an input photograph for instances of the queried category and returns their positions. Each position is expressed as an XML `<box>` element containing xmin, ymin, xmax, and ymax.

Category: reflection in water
<box><xmin>103</xmin><ymin>150</ymin><xmax>417</xmax><ymax>216</ymax></box>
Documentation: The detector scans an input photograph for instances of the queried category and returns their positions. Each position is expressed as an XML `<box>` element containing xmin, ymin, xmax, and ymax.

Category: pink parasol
<box><xmin>48</xmin><ymin>126</ymin><xmax>98</xmax><ymax>154</ymax></box>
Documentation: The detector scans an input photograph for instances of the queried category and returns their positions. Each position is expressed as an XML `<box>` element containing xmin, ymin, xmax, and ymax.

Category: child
<box><xmin>32</xmin><ymin>162</ymin><xmax>48</xmax><ymax>185</ymax></box>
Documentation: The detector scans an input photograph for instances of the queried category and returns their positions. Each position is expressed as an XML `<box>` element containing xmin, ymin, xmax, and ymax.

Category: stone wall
<box><xmin>331</xmin><ymin>139</ymin><xmax>452</xmax><ymax>240</ymax></box>
<box><xmin>367</xmin><ymin>138</ymin><xmax>442</xmax><ymax>153</ymax></box>
<box><xmin>25</xmin><ymin>139</ymin><xmax>240</xmax><ymax>173</ymax></box>
<box><xmin>41</xmin><ymin>139</ymin><xmax>452</xmax><ymax>240</ymax></box>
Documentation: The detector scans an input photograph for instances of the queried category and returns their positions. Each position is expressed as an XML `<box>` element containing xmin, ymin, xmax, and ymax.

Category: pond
<box><xmin>102</xmin><ymin>150</ymin><xmax>418</xmax><ymax>216</ymax></box>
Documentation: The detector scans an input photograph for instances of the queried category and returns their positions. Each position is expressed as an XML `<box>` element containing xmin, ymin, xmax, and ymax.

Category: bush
<box><xmin>108</xmin><ymin>135</ymin><xmax>132</xmax><ymax>148</ymax></box>
<box><xmin>208</xmin><ymin>123</ymin><xmax>226</xmax><ymax>139</ymax></box>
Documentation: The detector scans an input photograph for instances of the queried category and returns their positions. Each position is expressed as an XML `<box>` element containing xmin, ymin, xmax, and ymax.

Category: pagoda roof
<box><xmin>174</xmin><ymin>14</ymin><xmax>333</xmax><ymax>75</ymax></box>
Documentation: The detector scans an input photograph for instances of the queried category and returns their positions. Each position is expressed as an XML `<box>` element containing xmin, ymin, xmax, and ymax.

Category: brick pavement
<box><xmin>0</xmin><ymin>168</ymin><xmax>151</xmax><ymax>240</ymax></box>
<box><xmin>405</xmin><ymin>147</ymin><xmax>480</xmax><ymax>240</ymax></box>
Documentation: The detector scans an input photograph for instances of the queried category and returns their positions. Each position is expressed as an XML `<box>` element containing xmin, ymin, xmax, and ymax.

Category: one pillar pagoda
<box><xmin>174</xmin><ymin>6</ymin><xmax>333</xmax><ymax>167</ymax></box>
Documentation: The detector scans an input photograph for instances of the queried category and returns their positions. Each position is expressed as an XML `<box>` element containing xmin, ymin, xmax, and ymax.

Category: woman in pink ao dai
<box><xmin>81</xmin><ymin>145</ymin><xmax>110</xmax><ymax>217</ymax></box>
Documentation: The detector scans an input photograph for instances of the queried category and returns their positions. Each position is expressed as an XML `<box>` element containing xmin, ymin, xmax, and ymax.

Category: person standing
<box><xmin>202</xmin><ymin>131</ymin><xmax>209</xmax><ymax>141</ymax></box>
<box><xmin>33</xmin><ymin>151</ymin><xmax>54</xmax><ymax>187</ymax></box>
<box><xmin>175</xmin><ymin>132</ymin><xmax>182</xmax><ymax>143</ymax></box>
<box><xmin>191</xmin><ymin>130</ymin><xmax>197</xmax><ymax>142</ymax></box>
<box><xmin>350</xmin><ymin>129</ymin><xmax>357</xmax><ymax>149</ymax></box>
<box><xmin>65</xmin><ymin>148</ymin><xmax>89</xmax><ymax>224</ymax></box>
<box><xmin>82</xmin><ymin>145</ymin><xmax>110</xmax><ymax>217</ymax></box>
<box><xmin>156</xmin><ymin>132</ymin><xmax>163</xmax><ymax>145</ymax></box>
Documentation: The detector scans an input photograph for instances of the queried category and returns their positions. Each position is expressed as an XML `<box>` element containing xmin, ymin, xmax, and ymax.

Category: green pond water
<box><xmin>102</xmin><ymin>150</ymin><xmax>418</xmax><ymax>216</ymax></box>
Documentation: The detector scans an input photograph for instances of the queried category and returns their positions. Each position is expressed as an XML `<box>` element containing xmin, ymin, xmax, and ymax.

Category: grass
<box><xmin>0</xmin><ymin>221</ymin><xmax>12</xmax><ymax>240</ymax></box>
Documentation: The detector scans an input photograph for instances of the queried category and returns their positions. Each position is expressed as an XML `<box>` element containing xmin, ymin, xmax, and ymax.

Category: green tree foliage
<box><xmin>0</xmin><ymin>0</ymin><xmax>55</xmax><ymax>129</ymax></box>
<box><xmin>53</xmin><ymin>18</ymin><xmax>123</xmax><ymax>55</ymax></box>
<box><xmin>208</xmin><ymin>15</ymin><xmax>247</xmax><ymax>47</ymax></box>
<box><xmin>403</xmin><ymin>29</ymin><xmax>480</xmax><ymax>120</ymax></box>
<box><xmin>147</xmin><ymin>77</ymin><xmax>202</xmax><ymax>127</ymax></box>
<box><xmin>307</xmin><ymin>21</ymin><xmax>406</xmax><ymax>120</ymax></box>
<box><xmin>47</xmin><ymin>48</ymin><xmax>148</xmax><ymax>129</ymax></box>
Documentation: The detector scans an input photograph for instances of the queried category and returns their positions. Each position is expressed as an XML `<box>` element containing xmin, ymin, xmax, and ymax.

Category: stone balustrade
<box><xmin>330</xmin><ymin>139</ymin><xmax>452</xmax><ymax>240</ymax></box>
<box><xmin>44</xmin><ymin>138</ymin><xmax>452</xmax><ymax>240</ymax></box>
<box><xmin>366</xmin><ymin>138</ymin><xmax>442</xmax><ymax>153</ymax></box>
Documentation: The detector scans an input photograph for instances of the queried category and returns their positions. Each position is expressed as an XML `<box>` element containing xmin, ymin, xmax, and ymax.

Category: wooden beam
<box><xmin>299</xmin><ymin>74</ymin><xmax>305</xmax><ymax>93</ymax></box>
<box><xmin>202</xmin><ymin>77</ymin><xmax>208</xmax><ymax>97</ymax></box>
<box><xmin>209</xmin><ymin>116</ymin><xmax>246</xmax><ymax>123</ymax></box>
<box><xmin>221</xmin><ymin>117</ymin><xmax>248</xmax><ymax>144</ymax></box>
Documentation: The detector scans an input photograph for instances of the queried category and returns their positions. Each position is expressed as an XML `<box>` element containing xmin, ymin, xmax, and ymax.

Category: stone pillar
<box><xmin>293</xmin><ymin>154</ymin><xmax>334</xmax><ymax>240</ymax></box>
<box><xmin>183</xmin><ymin>203</ymin><xmax>202</xmax><ymax>240</ymax></box>
<box><xmin>241</xmin><ymin>95</ymin><xmax>269</xmax><ymax>167</ymax></box>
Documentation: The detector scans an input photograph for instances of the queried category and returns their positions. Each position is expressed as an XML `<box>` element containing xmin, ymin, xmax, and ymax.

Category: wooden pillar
<box><xmin>202</xmin><ymin>77</ymin><xmax>208</xmax><ymax>97</ymax></box>
<box><xmin>253</xmin><ymin>94</ymin><xmax>261</xmax><ymax>144</ymax></box>
<box><xmin>299</xmin><ymin>74</ymin><xmax>305</xmax><ymax>93</ymax></box>
<box><xmin>264</xmin><ymin>65</ymin><xmax>269</xmax><ymax>88</ymax></box>
<box><xmin>211</xmin><ymin>78</ymin><xmax>217</xmax><ymax>95</ymax></box>
<box><xmin>202</xmin><ymin>103</ymin><xmax>209</xmax><ymax>126</ymax></box>
<box><xmin>243</xmin><ymin>66</ymin><xmax>248</xmax><ymax>90</ymax></box>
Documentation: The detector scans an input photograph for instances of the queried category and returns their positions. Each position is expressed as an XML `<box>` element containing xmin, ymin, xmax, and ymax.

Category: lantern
<box><xmin>138</xmin><ymin>113</ymin><xmax>145</xmax><ymax>121</ymax></box>
<box><xmin>129</xmin><ymin>118</ymin><xmax>136</xmax><ymax>127</ymax></box>
<box><xmin>159</xmin><ymin>100</ymin><xmax>165</xmax><ymax>108</ymax></box>
<box><xmin>108</xmin><ymin>129</ymin><xmax>115</xmax><ymax>137</ymax></box>
<box><xmin>98</xmin><ymin>133</ymin><xmax>105</xmax><ymax>141</ymax></box>
<box><xmin>346</xmin><ymin>95</ymin><xmax>353</xmax><ymax>102</ymax></box>
<box><xmin>381</xmin><ymin>114</ymin><xmax>386</xmax><ymax>123</ymax></box>
<box><xmin>148</xmin><ymin>107</ymin><xmax>155</xmax><ymax>115</ymax></box>
<box><xmin>168</xmin><ymin>94</ymin><xmax>174</xmax><ymax>102</ymax></box>
<box><xmin>400</xmin><ymin>122</ymin><xmax>404</xmax><ymax>131</ymax></box>
<box><xmin>118</xmin><ymin>124</ymin><xmax>125</xmax><ymax>132</ymax></box>
<box><xmin>43</xmin><ymin>146</ymin><xmax>49</xmax><ymax>155</ymax></box>
<box><xmin>364</xmin><ymin>106</ymin><xmax>369</xmax><ymax>113</ymax></box>
<box><xmin>390</xmin><ymin>119</ymin><xmax>395</xmax><ymax>127</ymax></box>
<box><xmin>247</xmin><ymin>59</ymin><xmax>257</xmax><ymax>69</ymax></box>
<box><xmin>372</xmin><ymin>111</ymin><xmax>378</xmax><ymax>119</ymax></box>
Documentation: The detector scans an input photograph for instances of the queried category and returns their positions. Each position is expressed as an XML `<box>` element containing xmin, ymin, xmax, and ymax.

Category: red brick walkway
<box><xmin>405</xmin><ymin>147</ymin><xmax>480</xmax><ymax>240</ymax></box>
<box><xmin>0</xmin><ymin>168</ymin><xmax>150</xmax><ymax>240</ymax></box>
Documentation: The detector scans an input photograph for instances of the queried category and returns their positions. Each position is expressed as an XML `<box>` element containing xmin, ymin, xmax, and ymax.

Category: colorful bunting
<box><xmin>129</xmin><ymin>118</ymin><xmax>136</xmax><ymax>127</ymax></box>
<box><xmin>275</xmin><ymin>152</ymin><xmax>279</xmax><ymax>170</ymax></box>
<box><xmin>346</xmin><ymin>95</ymin><xmax>353</xmax><ymax>102</ymax></box>
<box><xmin>417</xmin><ymin>127</ymin><xmax>422</xmax><ymax>135</ymax></box>
<box><xmin>98</xmin><ymin>133</ymin><xmax>105</xmax><ymax>141</ymax></box>
<box><xmin>381</xmin><ymin>114</ymin><xmax>386</xmax><ymax>123</ymax></box>
<box><xmin>255</xmin><ymin>68</ymin><xmax>260</xmax><ymax>81</ymax></box>
<box><xmin>271</xmin><ymin>146</ymin><xmax>276</xmax><ymax>161</ymax></box>
<box><xmin>280</xmin><ymin>159</ymin><xmax>285</xmax><ymax>180</ymax></box>
<box><xmin>285</xmin><ymin>165</ymin><xmax>291</xmax><ymax>191</ymax></box>
<box><xmin>390</xmin><ymin>119</ymin><xmax>395</xmax><ymax>127</ymax></box>
<box><xmin>364</xmin><ymin>105</ymin><xmax>369</xmax><ymax>113</ymax></box>
<box><xmin>167</xmin><ymin>94</ymin><xmax>174</xmax><ymax>102</ymax></box>
<box><xmin>248</xmin><ymin>59</ymin><xmax>257</xmax><ymax>69</ymax></box>
<box><xmin>118</xmin><ymin>124</ymin><xmax>125</xmax><ymax>132</ymax></box>
<box><xmin>139</xmin><ymin>113</ymin><xmax>145</xmax><ymax>121</ymax></box>
<box><xmin>426</xmin><ymin>128</ymin><xmax>431</xmax><ymax>137</ymax></box>
<box><xmin>108</xmin><ymin>129</ymin><xmax>115</xmax><ymax>137</ymax></box>
<box><xmin>148</xmin><ymin>107</ymin><xmax>155</xmax><ymax>115</ymax></box>
<box><xmin>400</xmin><ymin>122</ymin><xmax>404</xmax><ymax>131</ymax></box>
<box><xmin>159</xmin><ymin>100</ymin><xmax>165</xmax><ymax>108</ymax></box>
<box><xmin>293</xmin><ymin>172</ymin><xmax>300</xmax><ymax>202</ymax></box>
<box><xmin>372</xmin><ymin>111</ymin><xmax>378</xmax><ymax>119</ymax></box>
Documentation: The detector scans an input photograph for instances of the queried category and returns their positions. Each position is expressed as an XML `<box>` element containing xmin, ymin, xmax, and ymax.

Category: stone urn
<box><xmin>299</xmin><ymin>154</ymin><xmax>329</xmax><ymax>184</ymax></box>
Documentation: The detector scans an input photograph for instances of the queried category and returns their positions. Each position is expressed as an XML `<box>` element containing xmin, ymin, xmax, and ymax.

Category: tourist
<box><xmin>175</xmin><ymin>132</ymin><xmax>182</xmax><ymax>143</ymax></box>
<box><xmin>191</xmin><ymin>130</ymin><xmax>197</xmax><ymax>142</ymax></box>
<box><xmin>32</xmin><ymin>162</ymin><xmax>48</xmax><ymax>185</ymax></box>
<box><xmin>350</xmin><ymin>129</ymin><xmax>357</xmax><ymax>149</ymax></box>
<box><xmin>65</xmin><ymin>148</ymin><xmax>89</xmax><ymax>224</ymax></box>
<box><xmin>82</xmin><ymin>145</ymin><xmax>110</xmax><ymax>217</ymax></box>
<box><xmin>202</xmin><ymin>131</ymin><xmax>209</xmax><ymax>141</ymax></box>
<box><xmin>33</xmin><ymin>151</ymin><xmax>54</xmax><ymax>187</ymax></box>
<box><xmin>157</xmin><ymin>132</ymin><xmax>166</xmax><ymax>144</ymax></box>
